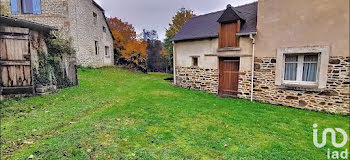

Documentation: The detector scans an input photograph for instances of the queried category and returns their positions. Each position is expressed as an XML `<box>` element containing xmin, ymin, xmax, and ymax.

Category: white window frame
<box><xmin>275</xmin><ymin>46</ymin><xmax>330</xmax><ymax>89</ymax></box>
<box><xmin>282</xmin><ymin>54</ymin><xmax>320</xmax><ymax>86</ymax></box>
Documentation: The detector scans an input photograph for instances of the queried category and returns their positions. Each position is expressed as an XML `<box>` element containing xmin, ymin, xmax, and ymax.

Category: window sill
<box><xmin>190</xmin><ymin>66</ymin><xmax>199</xmax><ymax>69</ymax></box>
<box><xmin>278</xmin><ymin>83</ymin><xmax>322</xmax><ymax>91</ymax></box>
<box><xmin>217</xmin><ymin>47</ymin><xmax>241</xmax><ymax>52</ymax></box>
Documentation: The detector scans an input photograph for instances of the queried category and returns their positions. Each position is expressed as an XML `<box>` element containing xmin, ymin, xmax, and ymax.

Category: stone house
<box><xmin>172</xmin><ymin>0</ymin><xmax>349</xmax><ymax>114</ymax></box>
<box><xmin>0</xmin><ymin>15</ymin><xmax>78</xmax><ymax>99</ymax></box>
<box><xmin>1</xmin><ymin>0</ymin><xmax>114</xmax><ymax>67</ymax></box>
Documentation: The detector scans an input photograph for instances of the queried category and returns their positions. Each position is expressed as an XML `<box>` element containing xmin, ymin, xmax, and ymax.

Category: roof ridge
<box><xmin>189</xmin><ymin>10</ymin><xmax>224</xmax><ymax>20</ymax></box>
<box><xmin>189</xmin><ymin>1</ymin><xmax>257</xmax><ymax>20</ymax></box>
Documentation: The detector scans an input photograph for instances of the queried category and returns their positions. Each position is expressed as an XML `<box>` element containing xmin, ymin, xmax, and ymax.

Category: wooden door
<box><xmin>0</xmin><ymin>26</ymin><xmax>34</xmax><ymax>95</ymax></box>
<box><xmin>219</xmin><ymin>57</ymin><xmax>240</xmax><ymax>96</ymax></box>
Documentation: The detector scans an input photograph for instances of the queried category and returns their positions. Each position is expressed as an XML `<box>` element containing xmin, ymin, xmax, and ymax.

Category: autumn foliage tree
<box><xmin>107</xmin><ymin>17</ymin><xmax>147</xmax><ymax>72</ymax></box>
<box><xmin>164</xmin><ymin>8</ymin><xmax>196</xmax><ymax>72</ymax></box>
<box><xmin>121</xmin><ymin>39</ymin><xmax>147</xmax><ymax>71</ymax></box>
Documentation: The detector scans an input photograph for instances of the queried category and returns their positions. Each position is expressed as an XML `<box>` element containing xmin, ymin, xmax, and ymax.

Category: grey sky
<box><xmin>94</xmin><ymin>0</ymin><xmax>257</xmax><ymax>40</ymax></box>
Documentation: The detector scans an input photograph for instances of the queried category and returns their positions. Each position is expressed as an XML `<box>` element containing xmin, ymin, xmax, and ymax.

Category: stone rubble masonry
<box><xmin>175</xmin><ymin>66</ymin><xmax>219</xmax><ymax>94</ymax></box>
<box><xmin>238</xmin><ymin>56</ymin><xmax>350</xmax><ymax>115</ymax></box>
<box><xmin>175</xmin><ymin>56</ymin><xmax>349</xmax><ymax>115</ymax></box>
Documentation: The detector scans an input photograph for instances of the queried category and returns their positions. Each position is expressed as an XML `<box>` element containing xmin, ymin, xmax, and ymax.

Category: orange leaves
<box><xmin>108</xmin><ymin>17</ymin><xmax>148</xmax><ymax>71</ymax></box>
<box><xmin>108</xmin><ymin>17</ymin><xmax>136</xmax><ymax>51</ymax></box>
<box><xmin>121</xmin><ymin>39</ymin><xmax>147</xmax><ymax>68</ymax></box>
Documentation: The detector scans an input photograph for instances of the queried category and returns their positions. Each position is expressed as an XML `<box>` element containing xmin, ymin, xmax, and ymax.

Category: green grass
<box><xmin>1</xmin><ymin>67</ymin><xmax>349</xmax><ymax>159</ymax></box>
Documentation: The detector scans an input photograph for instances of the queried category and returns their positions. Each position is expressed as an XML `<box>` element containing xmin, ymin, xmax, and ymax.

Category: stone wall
<box><xmin>6</xmin><ymin>0</ymin><xmax>70</xmax><ymax>34</ymax></box>
<box><xmin>2</xmin><ymin>0</ymin><xmax>114</xmax><ymax>67</ymax></box>
<box><xmin>29</xmin><ymin>29</ymin><xmax>78</xmax><ymax>88</ymax></box>
<box><xmin>175</xmin><ymin>66</ymin><xmax>219</xmax><ymax>94</ymax></box>
<box><xmin>0</xmin><ymin>0</ymin><xmax>11</xmax><ymax>15</ymax></box>
<box><xmin>238</xmin><ymin>56</ymin><xmax>350</xmax><ymax>115</ymax></box>
<box><xmin>68</xmin><ymin>0</ymin><xmax>114</xmax><ymax>67</ymax></box>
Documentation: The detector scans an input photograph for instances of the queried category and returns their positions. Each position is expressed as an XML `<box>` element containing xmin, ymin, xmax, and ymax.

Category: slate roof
<box><xmin>0</xmin><ymin>14</ymin><xmax>56</xmax><ymax>32</ymax></box>
<box><xmin>171</xmin><ymin>2</ymin><xmax>258</xmax><ymax>42</ymax></box>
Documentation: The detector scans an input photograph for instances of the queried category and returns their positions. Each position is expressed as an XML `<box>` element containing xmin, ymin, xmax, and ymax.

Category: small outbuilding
<box><xmin>0</xmin><ymin>15</ymin><xmax>78</xmax><ymax>99</ymax></box>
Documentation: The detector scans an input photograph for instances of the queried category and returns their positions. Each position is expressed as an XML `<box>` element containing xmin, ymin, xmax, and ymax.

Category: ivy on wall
<box><xmin>32</xmin><ymin>32</ymin><xmax>76</xmax><ymax>88</ymax></box>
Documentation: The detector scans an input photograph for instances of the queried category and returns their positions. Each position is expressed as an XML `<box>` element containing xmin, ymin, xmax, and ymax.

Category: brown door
<box><xmin>0</xmin><ymin>26</ymin><xmax>33</xmax><ymax>95</ymax></box>
<box><xmin>219</xmin><ymin>57</ymin><xmax>240</xmax><ymax>96</ymax></box>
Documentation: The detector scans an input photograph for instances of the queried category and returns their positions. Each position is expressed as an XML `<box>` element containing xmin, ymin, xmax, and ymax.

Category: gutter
<box><xmin>249</xmin><ymin>33</ymin><xmax>256</xmax><ymax>101</ymax></box>
<box><xmin>236</xmin><ymin>32</ymin><xmax>257</xmax><ymax>36</ymax></box>
<box><xmin>172</xmin><ymin>32</ymin><xmax>257</xmax><ymax>42</ymax></box>
<box><xmin>172</xmin><ymin>41</ymin><xmax>177</xmax><ymax>85</ymax></box>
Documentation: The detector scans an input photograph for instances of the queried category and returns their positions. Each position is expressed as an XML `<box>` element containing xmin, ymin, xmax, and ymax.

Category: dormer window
<box><xmin>218</xmin><ymin>22</ymin><xmax>240</xmax><ymax>48</ymax></box>
<box><xmin>217</xmin><ymin>4</ymin><xmax>244</xmax><ymax>49</ymax></box>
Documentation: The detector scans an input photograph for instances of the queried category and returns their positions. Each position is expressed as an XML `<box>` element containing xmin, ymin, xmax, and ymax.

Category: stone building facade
<box><xmin>1</xmin><ymin>15</ymin><xmax>78</xmax><ymax>99</ymax></box>
<box><xmin>172</xmin><ymin>1</ymin><xmax>349</xmax><ymax>114</ymax></box>
<box><xmin>238</xmin><ymin>56</ymin><xmax>349</xmax><ymax>114</ymax></box>
<box><xmin>1</xmin><ymin>0</ymin><xmax>114</xmax><ymax>67</ymax></box>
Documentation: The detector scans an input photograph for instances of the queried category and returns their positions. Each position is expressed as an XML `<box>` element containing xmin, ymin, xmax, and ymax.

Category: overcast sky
<box><xmin>94</xmin><ymin>0</ymin><xmax>257</xmax><ymax>40</ymax></box>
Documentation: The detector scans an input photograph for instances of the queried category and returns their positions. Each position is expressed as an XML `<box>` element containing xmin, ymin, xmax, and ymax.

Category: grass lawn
<box><xmin>1</xmin><ymin>67</ymin><xmax>349</xmax><ymax>159</ymax></box>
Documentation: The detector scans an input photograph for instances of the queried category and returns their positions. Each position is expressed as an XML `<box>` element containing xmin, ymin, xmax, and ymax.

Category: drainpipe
<box><xmin>249</xmin><ymin>33</ymin><xmax>256</xmax><ymax>102</ymax></box>
<box><xmin>172</xmin><ymin>41</ymin><xmax>177</xmax><ymax>85</ymax></box>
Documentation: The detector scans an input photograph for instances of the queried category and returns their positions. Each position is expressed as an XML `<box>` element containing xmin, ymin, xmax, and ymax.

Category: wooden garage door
<box><xmin>219</xmin><ymin>57</ymin><xmax>240</xmax><ymax>96</ymax></box>
<box><xmin>0</xmin><ymin>26</ymin><xmax>33</xmax><ymax>95</ymax></box>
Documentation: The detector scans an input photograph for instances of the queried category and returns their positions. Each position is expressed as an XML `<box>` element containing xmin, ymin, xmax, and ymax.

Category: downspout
<box><xmin>249</xmin><ymin>33</ymin><xmax>256</xmax><ymax>102</ymax></box>
<box><xmin>172</xmin><ymin>41</ymin><xmax>177</xmax><ymax>85</ymax></box>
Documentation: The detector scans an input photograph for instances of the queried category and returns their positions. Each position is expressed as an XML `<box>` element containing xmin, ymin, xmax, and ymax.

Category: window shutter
<box><xmin>33</xmin><ymin>0</ymin><xmax>41</xmax><ymax>14</ymax></box>
<box><xmin>10</xmin><ymin>0</ymin><xmax>18</xmax><ymax>14</ymax></box>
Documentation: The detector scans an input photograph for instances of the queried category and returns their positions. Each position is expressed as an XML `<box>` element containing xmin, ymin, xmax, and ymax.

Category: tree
<box><xmin>142</xmin><ymin>29</ymin><xmax>159</xmax><ymax>41</ymax></box>
<box><xmin>121</xmin><ymin>39</ymin><xmax>148</xmax><ymax>72</ymax></box>
<box><xmin>107</xmin><ymin>17</ymin><xmax>147</xmax><ymax>72</ymax></box>
<box><xmin>146</xmin><ymin>40</ymin><xmax>167</xmax><ymax>73</ymax></box>
<box><xmin>107</xmin><ymin>17</ymin><xmax>136</xmax><ymax>52</ymax></box>
<box><xmin>164</xmin><ymin>8</ymin><xmax>196</xmax><ymax>72</ymax></box>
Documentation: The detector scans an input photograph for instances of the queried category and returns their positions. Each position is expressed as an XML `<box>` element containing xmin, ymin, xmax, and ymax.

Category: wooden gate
<box><xmin>0</xmin><ymin>26</ymin><xmax>34</xmax><ymax>95</ymax></box>
<box><xmin>219</xmin><ymin>57</ymin><xmax>240</xmax><ymax>96</ymax></box>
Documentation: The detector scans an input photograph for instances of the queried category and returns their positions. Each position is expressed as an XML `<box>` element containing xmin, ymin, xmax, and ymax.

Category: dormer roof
<box><xmin>217</xmin><ymin>4</ymin><xmax>245</xmax><ymax>23</ymax></box>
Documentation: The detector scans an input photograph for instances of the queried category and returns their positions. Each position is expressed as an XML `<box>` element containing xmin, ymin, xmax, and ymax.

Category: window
<box><xmin>105</xmin><ymin>46</ymin><xmax>109</xmax><ymax>56</ymax></box>
<box><xmin>93</xmin><ymin>12</ymin><xmax>97</xmax><ymax>25</ymax></box>
<box><xmin>95</xmin><ymin>41</ymin><xmax>99</xmax><ymax>55</ymax></box>
<box><xmin>22</xmin><ymin>0</ymin><xmax>33</xmax><ymax>13</ymax></box>
<box><xmin>192</xmin><ymin>57</ymin><xmax>198</xmax><ymax>66</ymax></box>
<box><xmin>11</xmin><ymin>0</ymin><xmax>41</xmax><ymax>14</ymax></box>
<box><xmin>103</xmin><ymin>26</ymin><xmax>106</xmax><ymax>32</ymax></box>
<box><xmin>276</xmin><ymin>46</ymin><xmax>330</xmax><ymax>89</ymax></box>
<box><xmin>283</xmin><ymin>54</ymin><xmax>319</xmax><ymax>85</ymax></box>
